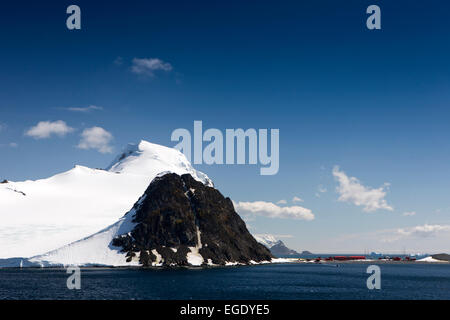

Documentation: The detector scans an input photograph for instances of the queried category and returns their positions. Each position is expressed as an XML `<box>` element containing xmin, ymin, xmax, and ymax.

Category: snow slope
<box><xmin>29</xmin><ymin>197</ymin><xmax>145</xmax><ymax>267</ymax></box>
<box><xmin>28</xmin><ymin>195</ymin><xmax>208</xmax><ymax>267</ymax></box>
<box><xmin>417</xmin><ymin>256</ymin><xmax>448</xmax><ymax>263</ymax></box>
<box><xmin>0</xmin><ymin>140</ymin><xmax>212</xmax><ymax>258</ymax></box>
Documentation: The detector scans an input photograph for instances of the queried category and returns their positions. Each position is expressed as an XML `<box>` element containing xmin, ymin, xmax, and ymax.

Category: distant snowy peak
<box><xmin>253</xmin><ymin>234</ymin><xmax>300</xmax><ymax>257</ymax></box>
<box><xmin>253</xmin><ymin>234</ymin><xmax>281</xmax><ymax>248</ymax></box>
<box><xmin>106</xmin><ymin>140</ymin><xmax>213</xmax><ymax>187</ymax></box>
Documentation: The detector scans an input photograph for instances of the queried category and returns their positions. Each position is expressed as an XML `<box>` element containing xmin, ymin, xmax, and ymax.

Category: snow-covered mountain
<box><xmin>253</xmin><ymin>234</ymin><xmax>300</xmax><ymax>257</ymax></box>
<box><xmin>253</xmin><ymin>234</ymin><xmax>280</xmax><ymax>248</ymax></box>
<box><xmin>0</xmin><ymin>140</ymin><xmax>212</xmax><ymax>258</ymax></box>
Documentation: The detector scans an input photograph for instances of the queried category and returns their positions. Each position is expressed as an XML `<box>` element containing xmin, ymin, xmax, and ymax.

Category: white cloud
<box><xmin>397</xmin><ymin>224</ymin><xmax>450</xmax><ymax>238</ymax></box>
<box><xmin>131</xmin><ymin>58</ymin><xmax>173</xmax><ymax>76</ymax></box>
<box><xmin>276</xmin><ymin>199</ymin><xmax>287</xmax><ymax>205</ymax></box>
<box><xmin>315</xmin><ymin>185</ymin><xmax>327</xmax><ymax>198</ymax></box>
<box><xmin>322</xmin><ymin>224</ymin><xmax>450</xmax><ymax>253</ymax></box>
<box><xmin>378</xmin><ymin>224</ymin><xmax>450</xmax><ymax>243</ymax></box>
<box><xmin>77</xmin><ymin>127</ymin><xmax>113</xmax><ymax>153</ymax></box>
<box><xmin>0</xmin><ymin>142</ymin><xmax>18</xmax><ymax>148</ymax></box>
<box><xmin>332</xmin><ymin>166</ymin><xmax>393</xmax><ymax>212</ymax></box>
<box><xmin>66</xmin><ymin>105</ymin><xmax>103</xmax><ymax>113</ymax></box>
<box><xmin>234</xmin><ymin>201</ymin><xmax>315</xmax><ymax>221</ymax></box>
<box><xmin>25</xmin><ymin>120</ymin><xmax>74</xmax><ymax>139</ymax></box>
<box><xmin>273</xmin><ymin>234</ymin><xmax>294</xmax><ymax>239</ymax></box>
<box><xmin>292</xmin><ymin>196</ymin><xmax>303</xmax><ymax>203</ymax></box>
<box><xmin>402</xmin><ymin>211</ymin><xmax>416</xmax><ymax>217</ymax></box>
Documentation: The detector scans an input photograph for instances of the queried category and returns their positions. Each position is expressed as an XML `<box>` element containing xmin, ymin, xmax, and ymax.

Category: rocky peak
<box><xmin>113</xmin><ymin>173</ymin><xmax>273</xmax><ymax>266</ymax></box>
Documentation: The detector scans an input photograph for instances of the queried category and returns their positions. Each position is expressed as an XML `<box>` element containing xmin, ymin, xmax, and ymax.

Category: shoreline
<box><xmin>272</xmin><ymin>258</ymin><xmax>450</xmax><ymax>265</ymax></box>
<box><xmin>1</xmin><ymin>259</ymin><xmax>449</xmax><ymax>270</ymax></box>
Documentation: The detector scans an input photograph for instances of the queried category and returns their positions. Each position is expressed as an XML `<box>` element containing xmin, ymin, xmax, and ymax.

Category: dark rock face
<box><xmin>432</xmin><ymin>253</ymin><xmax>450</xmax><ymax>262</ymax></box>
<box><xmin>0</xmin><ymin>180</ymin><xmax>8</xmax><ymax>184</ymax></box>
<box><xmin>112</xmin><ymin>173</ymin><xmax>273</xmax><ymax>266</ymax></box>
<box><xmin>269</xmin><ymin>241</ymin><xmax>300</xmax><ymax>257</ymax></box>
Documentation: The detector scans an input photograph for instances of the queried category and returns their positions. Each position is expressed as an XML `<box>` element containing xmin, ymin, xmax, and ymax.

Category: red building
<box><xmin>332</xmin><ymin>256</ymin><xmax>366</xmax><ymax>261</ymax></box>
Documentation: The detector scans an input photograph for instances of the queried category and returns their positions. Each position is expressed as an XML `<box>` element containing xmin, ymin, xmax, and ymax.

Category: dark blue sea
<box><xmin>1</xmin><ymin>263</ymin><xmax>449</xmax><ymax>300</ymax></box>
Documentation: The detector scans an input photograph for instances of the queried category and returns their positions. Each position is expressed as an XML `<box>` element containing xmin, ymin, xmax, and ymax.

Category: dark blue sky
<box><xmin>1</xmin><ymin>0</ymin><xmax>450</xmax><ymax>252</ymax></box>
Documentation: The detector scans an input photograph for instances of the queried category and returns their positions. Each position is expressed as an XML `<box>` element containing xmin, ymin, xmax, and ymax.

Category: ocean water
<box><xmin>0</xmin><ymin>263</ymin><xmax>449</xmax><ymax>300</ymax></box>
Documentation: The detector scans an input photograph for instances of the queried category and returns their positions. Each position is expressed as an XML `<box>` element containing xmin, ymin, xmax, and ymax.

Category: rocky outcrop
<box><xmin>112</xmin><ymin>173</ymin><xmax>273</xmax><ymax>266</ymax></box>
<box><xmin>432</xmin><ymin>253</ymin><xmax>450</xmax><ymax>262</ymax></box>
